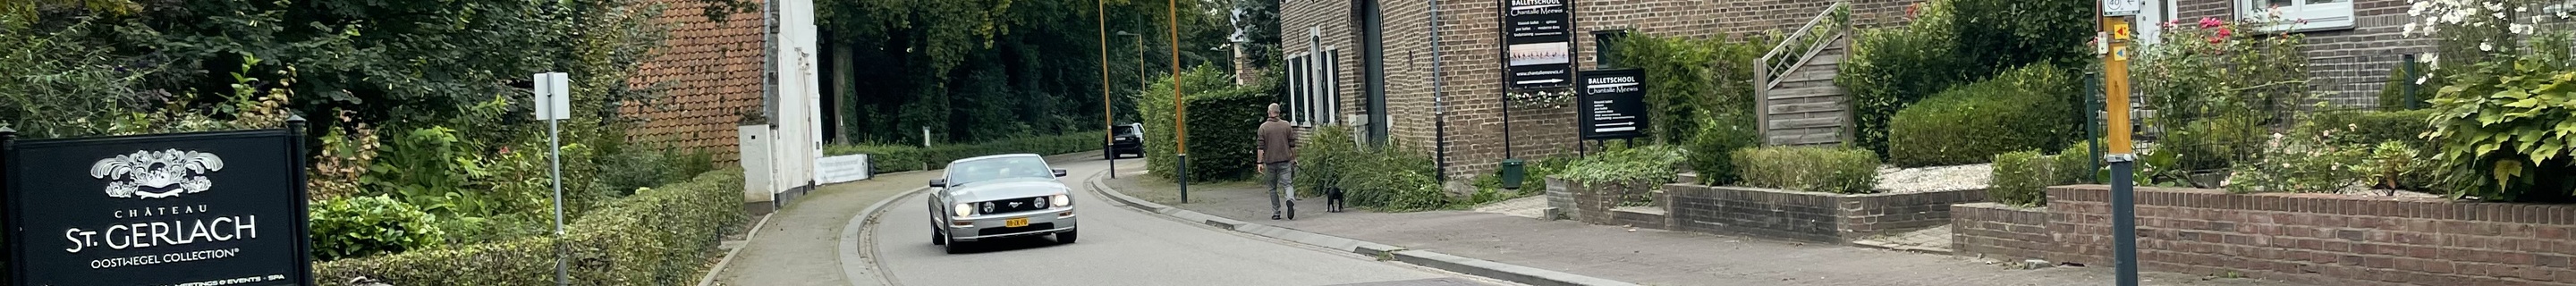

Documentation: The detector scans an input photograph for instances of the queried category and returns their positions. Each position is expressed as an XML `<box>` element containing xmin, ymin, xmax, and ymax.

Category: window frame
<box><xmin>2239</xmin><ymin>0</ymin><xmax>2355</xmax><ymax>32</ymax></box>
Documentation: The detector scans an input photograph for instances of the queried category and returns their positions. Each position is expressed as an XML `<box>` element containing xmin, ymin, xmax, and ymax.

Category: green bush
<box><xmin>1988</xmin><ymin>151</ymin><xmax>2050</xmax><ymax>206</ymax></box>
<box><xmin>1136</xmin><ymin>65</ymin><xmax>1270</xmax><ymax>182</ymax></box>
<box><xmin>2380</xmin><ymin>60</ymin><xmax>2433</xmax><ymax>111</ymax></box>
<box><xmin>824</xmin><ymin>133</ymin><xmax>1097</xmax><ymax>172</ymax></box>
<box><xmin>2052</xmin><ymin>143</ymin><xmax>2095</xmax><ymax>185</ymax></box>
<box><xmin>1839</xmin><ymin>0</ymin><xmax>1968</xmax><ymax>157</ymax></box>
<box><xmin>1732</xmin><ymin>146</ymin><xmax>1880</xmax><ymax>194</ymax></box>
<box><xmin>597</xmin><ymin>145</ymin><xmax>717</xmax><ymax>198</ymax></box>
<box><xmin>1556</xmin><ymin>145</ymin><xmax>1690</xmax><ymax>185</ymax></box>
<box><xmin>1684</xmin><ymin>114</ymin><xmax>1760</xmax><ymax>185</ymax></box>
<box><xmin>1292</xmin><ymin>126</ymin><xmax>1453</xmax><ymax>210</ymax></box>
<box><xmin>1610</xmin><ymin>33</ymin><xmax>1768</xmax><ymax>144</ymax></box>
<box><xmin>1950</xmin><ymin>0</ymin><xmax>2095</xmax><ymax>73</ymax></box>
<box><xmin>316</xmin><ymin>169</ymin><xmax>749</xmax><ymax>286</ymax></box>
<box><xmin>312</xmin><ymin>196</ymin><xmax>447</xmax><ymax>261</ymax></box>
<box><xmin>2293</xmin><ymin>109</ymin><xmax>2438</xmax><ymax>147</ymax></box>
<box><xmin>1885</xmin><ymin>64</ymin><xmax>2079</xmax><ymax>167</ymax></box>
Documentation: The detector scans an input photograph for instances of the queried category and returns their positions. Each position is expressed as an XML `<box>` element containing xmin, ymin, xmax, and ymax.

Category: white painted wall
<box><xmin>767</xmin><ymin>0</ymin><xmax>823</xmax><ymax>195</ymax></box>
<box><xmin>739</xmin><ymin>125</ymin><xmax>775</xmax><ymax>202</ymax></box>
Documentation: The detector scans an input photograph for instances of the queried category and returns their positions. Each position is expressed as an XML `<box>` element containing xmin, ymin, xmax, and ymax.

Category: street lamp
<box><xmin>1115</xmin><ymin>31</ymin><xmax>1147</xmax><ymax>90</ymax></box>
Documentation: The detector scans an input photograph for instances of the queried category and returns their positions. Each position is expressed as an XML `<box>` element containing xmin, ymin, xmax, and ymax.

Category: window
<box><xmin>1594</xmin><ymin>29</ymin><xmax>1630</xmax><ymax>68</ymax></box>
<box><xmin>2241</xmin><ymin>0</ymin><xmax>2352</xmax><ymax>31</ymax></box>
<box><xmin>1287</xmin><ymin>54</ymin><xmax>1305</xmax><ymax>124</ymax></box>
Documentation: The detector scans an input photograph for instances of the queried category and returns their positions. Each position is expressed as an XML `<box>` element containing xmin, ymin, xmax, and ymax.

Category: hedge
<box><xmin>1137</xmin><ymin>65</ymin><xmax>1268</xmax><ymax>182</ymax></box>
<box><xmin>1733</xmin><ymin>146</ymin><xmax>1880</xmax><ymax>194</ymax></box>
<box><xmin>315</xmin><ymin>169</ymin><xmax>749</xmax><ymax>286</ymax></box>
<box><xmin>824</xmin><ymin>133</ymin><xmax>1098</xmax><ymax>172</ymax></box>
<box><xmin>1838</xmin><ymin>0</ymin><xmax>1966</xmax><ymax>157</ymax></box>
<box><xmin>1885</xmin><ymin>63</ymin><xmax>2079</xmax><ymax>167</ymax></box>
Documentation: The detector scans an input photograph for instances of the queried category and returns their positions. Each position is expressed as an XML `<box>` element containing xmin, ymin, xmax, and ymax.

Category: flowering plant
<box><xmin>1508</xmin><ymin>89</ymin><xmax>1575</xmax><ymax>109</ymax></box>
<box><xmin>2227</xmin><ymin>111</ymin><xmax>2371</xmax><ymax>194</ymax></box>
<box><xmin>2409</xmin><ymin>0</ymin><xmax>2576</xmax><ymax>201</ymax></box>
<box><xmin>2131</xmin><ymin>12</ymin><xmax>2317</xmax><ymax>171</ymax></box>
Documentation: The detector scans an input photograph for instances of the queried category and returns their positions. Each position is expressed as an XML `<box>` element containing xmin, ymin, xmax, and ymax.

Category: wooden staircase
<box><xmin>1754</xmin><ymin>3</ymin><xmax>1853</xmax><ymax>147</ymax></box>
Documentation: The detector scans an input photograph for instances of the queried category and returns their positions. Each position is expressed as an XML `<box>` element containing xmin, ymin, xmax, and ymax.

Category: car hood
<box><xmin>945</xmin><ymin>179</ymin><xmax>1071</xmax><ymax>203</ymax></box>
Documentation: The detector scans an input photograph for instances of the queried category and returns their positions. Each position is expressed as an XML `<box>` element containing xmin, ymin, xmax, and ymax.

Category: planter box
<box><xmin>1950</xmin><ymin>185</ymin><xmax>2576</xmax><ymax>286</ymax></box>
<box><xmin>1544</xmin><ymin>179</ymin><xmax>1987</xmax><ymax>243</ymax></box>
<box><xmin>1661</xmin><ymin>184</ymin><xmax>1986</xmax><ymax>243</ymax></box>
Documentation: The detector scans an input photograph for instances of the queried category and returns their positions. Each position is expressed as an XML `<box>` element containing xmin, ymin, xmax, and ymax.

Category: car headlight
<box><xmin>953</xmin><ymin>203</ymin><xmax>973</xmax><ymax>217</ymax></box>
<box><xmin>1051</xmin><ymin>194</ymin><xmax>1072</xmax><ymax>207</ymax></box>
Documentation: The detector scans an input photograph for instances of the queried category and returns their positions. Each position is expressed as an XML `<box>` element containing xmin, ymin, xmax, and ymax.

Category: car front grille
<box><xmin>979</xmin><ymin>223</ymin><xmax>1056</xmax><ymax>236</ymax></box>
<box><xmin>979</xmin><ymin>197</ymin><xmax>1050</xmax><ymax>214</ymax></box>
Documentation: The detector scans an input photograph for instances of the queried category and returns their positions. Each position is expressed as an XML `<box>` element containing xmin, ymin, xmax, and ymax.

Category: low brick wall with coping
<box><xmin>1544</xmin><ymin>178</ymin><xmax>1987</xmax><ymax>243</ymax></box>
<box><xmin>1951</xmin><ymin>185</ymin><xmax>2576</xmax><ymax>286</ymax></box>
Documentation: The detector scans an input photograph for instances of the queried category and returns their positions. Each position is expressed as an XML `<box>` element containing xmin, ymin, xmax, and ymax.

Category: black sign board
<box><xmin>1504</xmin><ymin>0</ymin><xmax>1574</xmax><ymax>90</ymax></box>
<box><xmin>4</xmin><ymin>127</ymin><xmax>314</xmax><ymax>286</ymax></box>
<box><xmin>1579</xmin><ymin>69</ymin><xmax>1648</xmax><ymax>139</ymax></box>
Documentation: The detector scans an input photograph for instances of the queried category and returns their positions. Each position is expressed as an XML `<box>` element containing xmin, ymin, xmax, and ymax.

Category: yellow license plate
<box><xmin>1004</xmin><ymin>217</ymin><xmax>1030</xmax><ymax>228</ymax></box>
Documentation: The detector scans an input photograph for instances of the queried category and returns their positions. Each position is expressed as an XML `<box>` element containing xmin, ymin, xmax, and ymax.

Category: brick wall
<box><xmin>1837</xmin><ymin>188</ymin><xmax>1987</xmax><ymax>237</ymax></box>
<box><xmin>1951</xmin><ymin>202</ymin><xmax>2054</xmax><ymax>261</ymax></box>
<box><xmin>626</xmin><ymin>0</ymin><xmax>767</xmax><ymax>163</ymax></box>
<box><xmin>1954</xmin><ymin>185</ymin><xmax>2576</xmax><ymax>286</ymax></box>
<box><xmin>1665</xmin><ymin>184</ymin><xmax>1845</xmax><ymax>242</ymax></box>
<box><xmin>1658</xmin><ymin>183</ymin><xmax>1985</xmax><ymax>242</ymax></box>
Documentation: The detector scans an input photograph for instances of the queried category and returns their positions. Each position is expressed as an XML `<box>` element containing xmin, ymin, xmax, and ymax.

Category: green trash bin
<box><xmin>1499</xmin><ymin>158</ymin><xmax>1526</xmax><ymax>189</ymax></box>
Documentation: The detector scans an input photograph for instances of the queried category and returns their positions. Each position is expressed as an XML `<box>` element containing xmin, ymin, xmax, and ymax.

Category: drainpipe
<box><xmin>1429</xmin><ymin>0</ymin><xmax>1448</xmax><ymax>182</ymax></box>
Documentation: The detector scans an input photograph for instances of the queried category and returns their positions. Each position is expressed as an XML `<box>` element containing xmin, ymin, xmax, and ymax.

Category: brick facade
<box><xmin>1953</xmin><ymin>185</ymin><xmax>2576</xmax><ymax>286</ymax></box>
<box><xmin>1289</xmin><ymin>0</ymin><xmax>1917</xmax><ymax>181</ymax></box>
<box><xmin>1286</xmin><ymin>0</ymin><xmax>2435</xmax><ymax>180</ymax></box>
<box><xmin>626</xmin><ymin>0</ymin><xmax>768</xmax><ymax>163</ymax></box>
<box><xmin>1547</xmin><ymin>179</ymin><xmax>1987</xmax><ymax>243</ymax></box>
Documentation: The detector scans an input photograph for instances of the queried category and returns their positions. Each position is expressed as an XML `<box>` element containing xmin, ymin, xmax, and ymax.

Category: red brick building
<box><xmin>1281</xmin><ymin>0</ymin><xmax>2424</xmax><ymax>181</ymax></box>
<box><xmin>626</xmin><ymin>0</ymin><xmax>769</xmax><ymax>163</ymax></box>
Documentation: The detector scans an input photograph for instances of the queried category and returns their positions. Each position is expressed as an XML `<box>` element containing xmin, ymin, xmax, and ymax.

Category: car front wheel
<box><xmin>931</xmin><ymin>226</ymin><xmax>945</xmax><ymax>246</ymax></box>
<box><xmin>1056</xmin><ymin>230</ymin><xmax>1078</xmax><ymax>244</ymax></box>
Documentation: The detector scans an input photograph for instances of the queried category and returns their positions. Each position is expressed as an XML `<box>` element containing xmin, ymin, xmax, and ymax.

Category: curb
<box><xmin>1850</xmin><ymin>240</ymin><xmax>1956</xmax><ymax>256</ymax></box>
<box><xmin>843</xmin><ymin>186</ymin><xmax>934</xmax><ymax>286</ymax></box>
<box><xmin>1085</xmin><ymin>175</ymin><xmax>1641</xmax><ymax>286</ymax></box>
<box><xmin>694</xmin><ymin>212</ymin><xmax>778</xmax><ymax>286</ymax></box>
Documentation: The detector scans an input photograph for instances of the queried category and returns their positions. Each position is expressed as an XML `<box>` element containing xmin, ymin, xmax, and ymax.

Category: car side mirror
<box><xmin>1052</xmin><ymin>169</ymin><xmax>1069</xmax><ymax>178</ymax></box>
<box><xmin>928</xmin><ymin>179</ymin><xmax>947</xmax><ymax>188</ymax></box>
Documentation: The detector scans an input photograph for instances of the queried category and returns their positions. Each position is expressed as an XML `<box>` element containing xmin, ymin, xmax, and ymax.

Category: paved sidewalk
<box><xmin>712</xmin><ymin>170</ymin><xmax>939</xmax><ymax>286</ymax></box>
<box><xmin>1101</xmin><ymin>164</ymin><xmax>2301</xmax><ymax>286</ymax></box>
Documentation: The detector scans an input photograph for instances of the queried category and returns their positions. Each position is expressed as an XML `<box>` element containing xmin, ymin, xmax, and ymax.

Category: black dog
<box><xmin>1325</xmin><ymin>187</ymin><xmax>1346</xmax><ymax>213</ymax></box>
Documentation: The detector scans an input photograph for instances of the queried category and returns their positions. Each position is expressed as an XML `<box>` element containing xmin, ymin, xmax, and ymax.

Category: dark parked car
<box><xmin>1106</xmin><ymin>123</ymin><xmax>1143</xmax><ymax>159</ymax></box>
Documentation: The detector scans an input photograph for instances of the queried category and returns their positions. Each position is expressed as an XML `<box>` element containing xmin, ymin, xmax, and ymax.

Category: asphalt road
<box><xmin>867</xmin><ymin>156</ymin><xmax>1494</xmax><ymax>286</ymax></box>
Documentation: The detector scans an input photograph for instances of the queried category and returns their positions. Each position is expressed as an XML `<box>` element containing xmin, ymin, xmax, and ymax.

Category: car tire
<box><xmin>943</xmin><ymin>238</ymin><xmax>965</xmax><ymax>255</ymax></box>
<box><xmin>931</xmin><ymin>226</ymin><xmax>946</xmax><ymax>246</ymax></box>
<box><xmin>1057</xmin><ymin>230</ymin><xmax>1078</xmax><ymax>244</ymax></box>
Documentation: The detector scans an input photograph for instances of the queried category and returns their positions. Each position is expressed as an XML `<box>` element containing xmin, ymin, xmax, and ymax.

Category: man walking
<box><xmin>1256</xmin><ymin>103</ymin><xmax>1297</xmax><ymax>220</ymax></box>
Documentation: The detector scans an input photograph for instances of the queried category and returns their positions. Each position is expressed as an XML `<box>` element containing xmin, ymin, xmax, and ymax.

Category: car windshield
<box><xmin>945</xmin><ymin>156</ymin><xmax>1052</xmax><ymax>187</ymax></box>
<box><xmin>1113</xmin><ymin>125</ymin><xmax>1137</xmax><ymax>136</ymax></box>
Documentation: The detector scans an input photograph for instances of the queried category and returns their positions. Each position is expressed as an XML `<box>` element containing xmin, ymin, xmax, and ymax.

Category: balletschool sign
<box><xmin>4</xmin><ymin>124</ymin><xmax>315</xmax><ymax>286</ymax></box>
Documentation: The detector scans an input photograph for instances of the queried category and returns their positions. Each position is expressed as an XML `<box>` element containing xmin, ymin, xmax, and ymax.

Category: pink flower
<box><xmin>2217</xmin><ymin>27</ymin><xmax>2233</xmax><ymax>38</ymax></box>
<box><xmin>2208</xmin><ymin>36</ymin><xmax>2224</xmax><ymax>44</ymax></box>
<box><xmin>2199</xmin><ymin>17</ymin><xmax>2224</xmax><ymax>29</ymax></box>
<box><xmin>1907</xmin><ymin>3</ymin><xmax>1920</xmax><ymax>18</ymax></box>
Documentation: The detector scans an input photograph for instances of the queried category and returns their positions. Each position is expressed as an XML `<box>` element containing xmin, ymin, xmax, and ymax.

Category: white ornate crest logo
<box><xmin>89</xmin><ymin>149</ymin><xmax>226</xmax><ymax>199</ymax></box>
